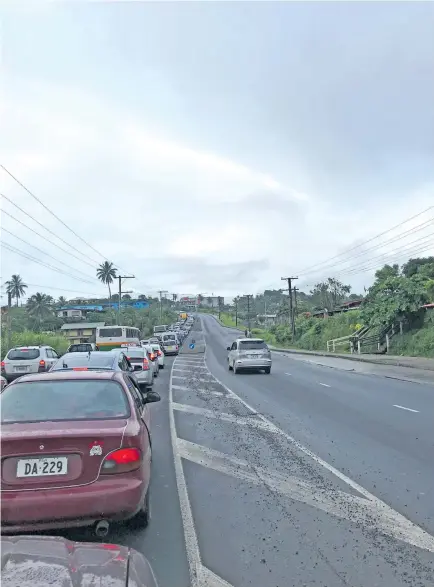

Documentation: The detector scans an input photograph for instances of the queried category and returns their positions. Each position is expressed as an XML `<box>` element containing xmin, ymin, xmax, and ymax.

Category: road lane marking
<box><xmin>319</xmin><ymin>383</ymin><xmax>331</xmax><ymax>387</ymax></box>
<box><xmin>169</xmin><ymin>357</ymin><xmax>235</xmax><ymax>587</ymax></box>
<box><xmin>177</xmin><ymin>439</ymin><xmax>434</xmax><ymax>552</ymax></box>
<box><xmin>205</xmin><ymin>354</ymin><xmax>434</xmax><ymax>553</ymax></box>
<box><xmin>285</xmin><ymin>372</ymin><xmax>292</xmax><ymax>376</ymax></box>
<box><xmin>172</xmin><ymin>384</ymin><xmax>225</xmax><ymax>397</ymax></box>
<box><xmin>172</xmin><ymin>402</ymin><xmax>276</xmax><ymax>432</ymax></box>
<box><xmin>393</xmin><ymin>404</ymin><xmax>419</xmax><ymax>413</ymax></box>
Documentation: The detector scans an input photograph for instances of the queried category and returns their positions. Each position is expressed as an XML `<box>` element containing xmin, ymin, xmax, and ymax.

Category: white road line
<box><xmin>393</xmin><ymin>404</ymin><xmax>419</xmax><ymax>413</ymax></box>
<box><xmin>172</xmin><ymin>384</ymin><xmax>225</xmax><ymax>397</ymax></box>
<box><xmin>172</xmin><ymin>402</ymin><xmax>275</xmax><ymax>432</ymax></box>
<box><xmin>169</xmin><ymin>359</ymin><xmax>235</xmax><ymax>587</ymax></box>
<box><xmin>204</xmin><ymin>351</ymin><xmax>434</xmax><ymax>553</ymax></box>
<box><xmin>177</xmin><ymin>439</ymin><xmax>434</xmax><ymax>552</ymax></box>
<box><xmin>285</xmin><ymin>372</ymin><xmax>292</xmax><ymax>376</ymax></box>
<box><xmin>319</xmin><ymin>383</ymin><xmax>331</xmax><ymax>387</ymax></box>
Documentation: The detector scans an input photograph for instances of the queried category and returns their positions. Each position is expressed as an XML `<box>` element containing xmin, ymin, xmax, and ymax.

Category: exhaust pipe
<box><xmin>94</xmin><ymin>519</ymin><xmax>110</xmax><ymax>538</ymax></box>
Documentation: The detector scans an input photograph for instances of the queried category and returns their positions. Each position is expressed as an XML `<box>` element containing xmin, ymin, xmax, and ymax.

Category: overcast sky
<box><xmin>1</xmin><ymin>1</ymin><xmax>434</xmax><ymax>302</ymax></box>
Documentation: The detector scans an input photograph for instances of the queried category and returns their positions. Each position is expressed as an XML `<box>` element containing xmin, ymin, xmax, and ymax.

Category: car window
<box><xmin>239</xmin><ymin>340</ymin><xmax>268</xmax><ymax>350</ymax></box>
<box><xmin>51</xmin><ymin>349</ymin><xmax>59</xmax><ymax>358</ymax></box>
<box><xmin>1</xmin><ymin>380</ymin><xmax>130</xmax><ymax>423</ymax></box>
<box><xmin>231</xmin><ymin>342</ymin><xmax>237</xmax><ymax>351</ymax></box>
<box><xmin>51</xmin><ymin>352</ymin><xmax>114</xmax><ymax>370</ymax></box>
<box><xmin>45</xmin><ymin>349</ymin><xmax>54</xmax><ymax>358</ymax></box>
<box><xmin>7</xmin><ymin>348</ymin><xmax>40</xmax><ymax>361</ymax></box>
<box><xmin>99</xmin><ymin>327</ymin><xmax>123</xmax><ymax>337</ymax></box>
<box><xmin>123</xmin><ymin>375</ymin><xmax>143</xmax><ymax>412</ymax></box>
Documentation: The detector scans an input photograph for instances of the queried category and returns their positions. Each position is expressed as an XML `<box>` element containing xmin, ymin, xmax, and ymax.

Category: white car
<box><xmin>1</xmin><ymin>345</ymin><xmax>60</xmax><ymax>383</ymax></box>
<box><xmin>143</xmin><ymin>344</ymin><xmax>160</xmax><ymax>377</ymax></box>
<box><xmin>150</xmin><ymin>343</ymin><xmax>165</xmax><ymax>369</ymax></box>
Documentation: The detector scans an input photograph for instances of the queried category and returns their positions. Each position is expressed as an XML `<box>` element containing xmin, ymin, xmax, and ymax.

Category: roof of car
<box><xmin>236</xmin><ymin>338</ymin><xmax>265</xmax><ymax>342</ymax></box>
<box><xmin>7</xmin><ymin>370</ymin><xmax>121</xmax><ymax>384</ymax></box>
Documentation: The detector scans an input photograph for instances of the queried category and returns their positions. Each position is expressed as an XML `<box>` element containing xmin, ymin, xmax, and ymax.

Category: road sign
<box><xmin>189</xmin><ymin>343</ymin><xmax>195</xmax><ymax>349</ymax></box>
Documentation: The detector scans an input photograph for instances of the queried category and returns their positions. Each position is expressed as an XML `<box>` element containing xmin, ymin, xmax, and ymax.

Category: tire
<box><xmin>233</xmin><ymin>363</ymin><xmax>238</xmax><ymax>375</ymax></box>
<box><xmin>130</xmin><ymin>485</ymin><xmax>150</xmax><ymax>528</ymax></box>
<box><xmin>264</xmin><ymin>367</ymin><xmax>271</xmax><ymax>374</ymax></box>
<box><xmin>228</xmin><ymin>362</ymin><xmax>232</xmax><ymax>371</ymax></box>
<box><xmin>160</xmin><ymin>364</ymin><xmax>165</xmax><ymax>369</ymax></box>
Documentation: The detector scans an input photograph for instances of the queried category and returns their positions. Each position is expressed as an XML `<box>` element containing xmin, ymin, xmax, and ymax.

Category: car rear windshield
<box><xmin>1</xmin><ymin>380</ymin><xmax>130</xmax><ymax>423</ymax></box>
<box><xmin>126</xmin><ymin>349</ymin><xmax>145</xmax><ymax>358</ymax></box>
<box><xmin>239</xmin><ymin>340</ymin><xmax>268</xmax><ymax>350</ymax></box>
<box><xmin>51</xmin><ymin>353</ymin><xmax>114</xmax><ymax>370</ymax></box>
<box><xmin>68</xmin><ymin>344</ymin><xmax>93</xmax><ymax>353</ymax></box>
<box><xmin>7</xmin><ymin>349</ymin><xmax>40</xmax><ymax>361</ymax></box>
<box><xmin>163</xmin><ymin>335</ymin><xmax>176</xmax><ymax>342</ymax></box>
<box><xmin>99</xmin><ymin>328</ymin><xmax>122</xmax><ymax>337</ymax></box>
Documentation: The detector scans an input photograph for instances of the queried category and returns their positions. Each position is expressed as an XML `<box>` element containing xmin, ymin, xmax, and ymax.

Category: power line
<box><xmin>1</xmin><ymin>241</ymin><xmax>99</xmax><ymax>285</ymax></box>
<box><xmin>2</xmin><ymin>228</ymin><xmax>100</xmax><ymax>284</ymax></box>
<box><xmin>1</xmin><ymin>282</ymin><xmax>107</xmax><ymax>297</ymax></box>
<box><xmin>1</xmin><ymin>194</ymin><xmax>101</xmax><ymax>265</ymax></box>
<box><xmin>299</xmin><ymin>217</ymin><xmax>434</xmax><ymax>277</ymax></box>
<box><xmin>294</xmin><ymin>205</ymin><xmax>434</xmax><ymax>276</ymax></box>
<box><xmin>1</xmin><ymin>166</ymin><xmax>134</xmax><ymax>277</ymax></box>
<box><xmin>1</xmin><ymin>209</ymin><xmax>98</xmax><ymax>270</ymax></box>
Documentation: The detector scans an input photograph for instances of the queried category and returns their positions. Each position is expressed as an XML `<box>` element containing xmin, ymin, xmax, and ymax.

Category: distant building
<box><xmin>60</xmin><ymin>322</ymin><xmax>105</xmax><ymax>345</ymax></box>
<box><xmin>57</xmin><ymin>308</ymin><xmax>85</xmax><ymax>320</ymax></box>
<box><xmin>200</xmin><ymin>296</ymin><xmax>224</xmax><ymax>308</ymax></box>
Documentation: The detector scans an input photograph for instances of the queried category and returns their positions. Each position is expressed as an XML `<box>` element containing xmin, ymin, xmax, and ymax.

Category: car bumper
<box><xmin>134</xmin><ymin>370</ymin><xmax>153</xmax><ymax>387</ymax></box>
<box><xmin>1</xmin><ymin>474</ymin><xmax>147</xmax><ymax>533</ymax></box>
<box><xmin>235</xmin><ymin>359</ymin><xmax>272</xmax><ymax>369</ymax></box>
<box><xmin>157</xmin><ymin>357</ymin><xmax>164</xmax><ymax>366</ymax></box>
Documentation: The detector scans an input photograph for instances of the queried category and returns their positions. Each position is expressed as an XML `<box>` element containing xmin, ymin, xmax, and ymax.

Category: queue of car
<box><xmin>0</xmin><ymin>314</ymin><xmax>195</xmax><ymax>543</ymax></box>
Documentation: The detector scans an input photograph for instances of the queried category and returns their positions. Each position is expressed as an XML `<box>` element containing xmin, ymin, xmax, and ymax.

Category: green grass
<box><xmin>388</xmin><ymin>312</ymin><xmax>434</xmax><ymax>358</ymax></box>
<box><xmin>1</xmin><ymin>331</ymin><xmax>69</xmax><ymax>359</ymax></box>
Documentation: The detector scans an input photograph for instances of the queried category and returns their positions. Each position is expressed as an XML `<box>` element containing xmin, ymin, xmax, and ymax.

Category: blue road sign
<box><xmin>189</xmin><ymin>343</ymin><xmax>195</xmax><ymax>349</ymax></box>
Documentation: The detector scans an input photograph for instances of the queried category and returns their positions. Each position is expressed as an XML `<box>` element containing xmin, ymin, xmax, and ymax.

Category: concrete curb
<box><xmin>270</xmin><ymin>346</ymin><xmax>434</xmax><ymax>372</ymax></box>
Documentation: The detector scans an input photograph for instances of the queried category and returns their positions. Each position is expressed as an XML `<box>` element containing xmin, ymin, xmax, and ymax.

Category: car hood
<box><xmin>1</xmin><ymin>535</ymin><xmax>158</xmax><ymax>587</ymax></box>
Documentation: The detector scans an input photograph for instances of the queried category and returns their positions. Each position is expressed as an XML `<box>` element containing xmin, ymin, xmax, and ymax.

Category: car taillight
<box><xmin>72</xmin><ymin>367</ymin><xmax>88</xmax><ymax>371</ymax></box>
<box><xmin>150</xmin><ymin>352</ymin><xmax>155</xmax><ymax>360</ymax></box>
<box><xmin>38</xmin><ymin>359</ymin><xmax>46</xmax><ymax>372</ymax></box>
<box><xmin>157</xmin><ymin>350</ymin><xmax>162</xmax><ymax>357</ymax></box>
<box><xmin>175</xmin><ymin>345</ymin><xmax>179</xmax><ymax>350</ymax></box>
<box><xmin>101</xmin><ymin>448</ymin><xmax>141</xmax><ymax>474</ymax></box>
<box><xmin>1</xmin><ymin>361</ymin><xmax>5</xmax><ymax>369</ymax></box>
<box><xmin>143</xmin><ymin>358</ymin><xmax>150</xmax><ymax>371</ymax></box>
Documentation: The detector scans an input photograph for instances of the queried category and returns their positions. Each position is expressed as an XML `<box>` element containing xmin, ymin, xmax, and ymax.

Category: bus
<box><xmin>96</xmin><ymin>325</ymin><xmax>140</xmax><ymax>350</ymax></box>
<box><xmin>153</xmin><ymin>325</ymin><xmax>168</xmax><ymax>335</ymax></box>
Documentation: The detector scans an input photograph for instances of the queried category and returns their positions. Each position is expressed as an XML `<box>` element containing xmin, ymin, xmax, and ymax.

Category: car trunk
<box><xmin>128</xmin><ymin>357</ymin><xmax>145</xmax><ymax>372</ymax></box>
<box><xmin>1</xmin><ymin>420</ymin><xmax>127</xmax><ymax>490</ymax></box>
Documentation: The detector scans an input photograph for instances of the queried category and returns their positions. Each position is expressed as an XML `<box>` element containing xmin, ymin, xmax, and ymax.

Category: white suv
<box><xmin>1</xmin><ymin>346</ymin><xmax>60</xmax><ymax>382</ymax></box>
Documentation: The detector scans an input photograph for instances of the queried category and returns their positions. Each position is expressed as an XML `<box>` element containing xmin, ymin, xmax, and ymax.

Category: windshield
<box><xmin>68</xmin><ymin>344</ymin><xmax>93</xmax><ymax>352</ymax></box>
<box><xmin>98</xmin><ymin>328</ymin><xmax>122</xmax><ymax>338</ymax></box>
<box><xmin>7</xmin><ymin>349</ymin><xmax>40</xmax><ymax>360</ymax></box>
<box><xmin>51</xmin><ymin>353</ymin><xmax>114</xmax><ymax>370</ymax></box>
<box><xmin>1</xmin><ymin>380</ymin><xmax>130</xmax><ymax>423</ymax></box>
<box><xmin>239</xmin><ymin>340</ymin><xmax>268</xmax><ymax>350</ymax></box>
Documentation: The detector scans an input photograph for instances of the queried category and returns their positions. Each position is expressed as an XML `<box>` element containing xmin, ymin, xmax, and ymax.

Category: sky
<box><xmin>1</xmin><ymin>1</ymin><xmax>434</xmax><ymax>303</ymax></box>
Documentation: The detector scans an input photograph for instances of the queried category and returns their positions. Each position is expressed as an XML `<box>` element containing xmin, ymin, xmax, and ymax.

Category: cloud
<box><xmin>1</xmin><ymin>2</ymin><xmax>434</xmax><ymax>301</ymax></box>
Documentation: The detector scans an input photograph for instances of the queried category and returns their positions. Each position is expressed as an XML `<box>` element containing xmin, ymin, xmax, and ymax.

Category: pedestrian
<box><xmin>244</xmin><ymin>329</ymin><xmax>248</xmax><ymax>337</ymax></box>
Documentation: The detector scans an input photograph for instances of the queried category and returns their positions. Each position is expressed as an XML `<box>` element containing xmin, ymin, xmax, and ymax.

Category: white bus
<box><xmin>96</xmin><ymin>325</ymin><xmax>140</xmax><ymax>350</ymax></box>
<box><xmin>153</xmin><ymin>324</ymin><xmax>168</xmax><ymax>335</ymax></box>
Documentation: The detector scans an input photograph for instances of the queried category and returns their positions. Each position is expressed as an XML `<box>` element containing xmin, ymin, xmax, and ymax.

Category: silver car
<box><xmin>123</xmin><ymin>347</ymin><xmax>154</xmax><ymax>389</ymax></box>
<box><xmin>227</xmin><ymin>338</ymin><xmax>272</xmax><ymax>374</ymax></box>
<box><xmin>1</xmin><ymin>345</ymin><xmax>60</xmax><ymax>382</ymax></box>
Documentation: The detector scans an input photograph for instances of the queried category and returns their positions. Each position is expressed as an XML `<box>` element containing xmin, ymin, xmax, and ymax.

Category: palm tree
<box><xmin>5</xmin><ymin>274</ymin><xmax>28</xmax><ymax>307</ymax></box>
<box><xmin>57</xmin><ymin>296</ymin><xmax>67</xmax><ymax>307</ymax></box>
<box><xmin>96</xmin><ymin>261</ymin><xmax>117</xmax><ymax>303</ymax></box>
<box><xmin>26</xmin><ymin>293</ymin><xmax>54</xmax><ymax>326</ymax></box>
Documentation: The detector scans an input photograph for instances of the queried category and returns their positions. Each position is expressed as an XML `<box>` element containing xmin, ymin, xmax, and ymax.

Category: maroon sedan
<box><xmin>1</xmin><ymin>370</ymin><xmax>160</xmax><ymax>534</ymax></box>
<box><xmin>2</xmin><ymin>534</ymin><xmax>159</xmax><ymax>587</ymax></box>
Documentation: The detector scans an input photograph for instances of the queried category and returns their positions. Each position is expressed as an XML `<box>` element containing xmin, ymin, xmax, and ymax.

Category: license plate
<box><xmin>14</xmin><ymin>366</ymin><xmax>28</xmax><ymax>372</ymax></box>
<box><xmin>166</xmin><ymin>346</ymin><xmax>175</xmax><ymax>351</ymax></box>
<box><xmin>17</xmin><ymin>457</ymin><xmax>68</xmax><ymax>478</ymax></box>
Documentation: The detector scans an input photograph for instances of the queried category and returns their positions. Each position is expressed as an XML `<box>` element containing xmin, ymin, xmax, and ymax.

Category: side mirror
<box><xmin>226</xmin><ymin>346</ymin><xmax>231</xmax><ymax>351</ymax></box>
<box><xmin>143</xmin><ymin>390</ymin><xmax>161</xmax><ymax>404</ymax></box>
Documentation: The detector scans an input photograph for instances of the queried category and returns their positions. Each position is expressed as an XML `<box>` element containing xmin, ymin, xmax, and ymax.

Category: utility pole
<box><xmin>158</xmin><ymin>290</ymin><xmax>168</xmax><ymax>322</ymax></box>
<box><xmin>244</xmin><ymin>294</ymin><xmax>253</xmax><ymax>332</ymax></box>
<box><xmin>6</xmin><ymin>292</ymin><xmax>12</xmax><ymax>351</ymax></box>
<box><xmin>293</xmin><ymin>287</ymin><xmax>299</xmax><ymax>338</ymax></box>
<box><xmin>234</xmin><ymin>297</ymin><xmax>238</xmax><ymax>327</ymax></box>
<box><xmin>281</xmin><ymin>277</ymin><xmax>298</xmax><ymax>338</ymax></box>
<box><xmin>218</xmin><ymin>296</ymin><xmax>222</xmax><ymax>320</ymax></box>
<box><xmin>118</xmin><ymin>275</ymin><xmax>135</xmax><ymax>324</ymax></box>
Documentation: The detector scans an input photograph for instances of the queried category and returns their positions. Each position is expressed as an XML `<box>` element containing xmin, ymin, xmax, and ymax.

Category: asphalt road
<box><xmin>61</xmin><ymin>316</ymin><xmax>434</xmax><ymax>587</ymax></box>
